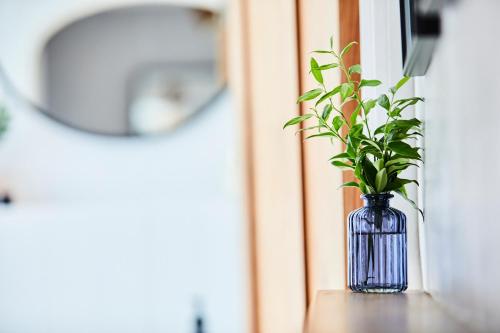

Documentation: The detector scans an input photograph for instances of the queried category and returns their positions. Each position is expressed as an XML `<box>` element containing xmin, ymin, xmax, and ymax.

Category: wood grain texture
<box><xmin>304</xmin><ymin>290</ymin><xmax>472</xmax><ymax>333</ymax></box>
<box><xmin>240</xmin><ymin>1</ymin><xmax>307</xmax><ymax>332</ymax></box>
<box><xmin>339</xmin><ymin>0</ymin><xmax>363</xmax><ymax>286</ymax></box>
<box><xmin>226</xmin><ymin>0</ymin><xmax>257</xmax><ymax>331</ymax></box>
<box><xmin>296</xmin><ymin>0</ymin><xmax>346</xmax><ymax>302</ymax></box>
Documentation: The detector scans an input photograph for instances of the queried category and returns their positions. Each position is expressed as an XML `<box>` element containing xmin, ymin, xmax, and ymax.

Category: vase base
<box><xmin>354</xmin><ymin>288</ymin><xmax>403</xmax><ymax>293</ymax></box>
<box><xmin>349</xmin><ymin>284</ymin><xmax>407</xmax><ymax>293</ymax></box>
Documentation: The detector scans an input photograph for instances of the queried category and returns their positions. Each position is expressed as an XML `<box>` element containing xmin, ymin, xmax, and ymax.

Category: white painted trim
<box><xmin>359</xmin><ymin>0</ymin><xmax>424</xmax><ymax>290</ymax></box>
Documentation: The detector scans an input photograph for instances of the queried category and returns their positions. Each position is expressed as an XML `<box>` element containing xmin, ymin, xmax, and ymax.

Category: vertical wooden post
<box><xmin>296</xmin><ymin>0</ymin><xmax>347</xmax><ymax>301</ymax></box>
<box><xmin>227</xmin><ymin>0</ymin><xmax>258</xmax><ymax>331</ymax></box>
<box><xmin>234</xmin><ymin>1</ymin><xmax>307</xmax><ymax>332</ymax></box>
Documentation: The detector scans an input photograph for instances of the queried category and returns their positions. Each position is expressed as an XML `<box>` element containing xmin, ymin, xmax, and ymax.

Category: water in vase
<box><xmin>348</xmin><ymin>194</ymin><xmax>407</xmax><ymax>293</ymax></box>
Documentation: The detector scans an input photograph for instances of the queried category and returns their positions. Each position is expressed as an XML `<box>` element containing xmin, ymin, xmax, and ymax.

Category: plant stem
<box><xmin>321</xmin><ymin>83</ymin><xmax>351</xmax><ymax>129</ymax></box>
<box><xmin>382</xmin><ymin>93</ymin><xmax>396</xmax><ymax>157</ymax></box>
<box><xmin>312</xmin><ymin>108</ymin><xmax>347</xmax><ymax>145</ymax></box>
<box><xmin>338</xmin><ymin>56</ymin><xmax>373</xmax><ymax>139</ymax></box>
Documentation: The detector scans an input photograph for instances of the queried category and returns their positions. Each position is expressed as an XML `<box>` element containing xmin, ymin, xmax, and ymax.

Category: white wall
<box><xmin>0</xmin><ymin>1</ymin><xmax>247</xmax><ymax>332</ymax></box>
<box><xmin>420</xmin><ymin>0</ymin><xmax>500</xmax><ymax>331</ymax></box>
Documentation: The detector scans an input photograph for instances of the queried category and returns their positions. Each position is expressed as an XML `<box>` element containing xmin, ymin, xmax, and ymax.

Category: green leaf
<box><xmin>390</xmin><ymin>76</ymin><xmax>410</xmax><ymax>94</ymax></box>
<box><xmin>394</xmin><ymin>97</ymin><xmax>424</xmax><ymax>106</ymax></box>
<box><xmin>375</xmin><ymin>168</ymin><xmax>388</xmax><ymax>192</ymax></box>
<box><xmin>354</xmin><ymin>160</ymin><xmax>362</xmax><ymax>179</ymax></box>
<box><xmin>294</xmin><ymin>125</ymin><xmax>322</xmax><ymax>135</ymax></box>
<box><xmin>387</xmin><ymin>163</ymin><xmax>407</xmax><ymax>174</ymax></box>
<box><xmin>310</xmin><ymin>57</ymin><xmax>323</xmax><ymax>84</ymax></box>
<box><xmin>387</xmin><ymin>141</ymin><xmax>421</xmax><ymax>159</ymax></box>
<box><xmin>384</xmin><ymin>128</ymin><xmax>422</xmax><ymax>143</ymax></box>
<box><xmin>389</xmin><ymin>107</ymin><xmax>403</xmax><ymax>117</ymax></box>
<box><xmin>387</xmin><ymin>163</ymin><xmax>418</xmax><ymax>175</ymax></box>
<box><xmin>359</xmin><ymin>79</ymin><xmax>382</xmax><ymax>88</ymax></box>
<box><xmin>312</xmin><ymin>50</ymin><xmax>333</xmax><ymax>54</ymax></box>
<box><xmin>283</xmin><ymin>114</ymin><xmax>313</xmax><ymax>129</ymax></box>
<box><xmin>384</xmin><ymin>178</ymin><xmax>414</xmax><ymax>191</ymax></box>
<box><xmin>374</xmin><ymin>124</ymin><xmax>386</xmax><ymax>135</ymax></box>
<box><xmin>339</xmin><ymin>181</ymin><xmax>359</xmax><ymax>189</ymax></box>
<box><xmin>322</xmin><ymin>104</ymin><xmax>333</xmax><ymax>120</ymax></box>
<box><xmin>350</xmin><ymin>103</ymin><xmax>362</xmax><ymax>125</ymax></box>
<box><xmin>349</xmin><ymin>123</ymin><xmax>364</xmax><ymax>138</ymax></box>
<box><xmin>329</xmin><ymin>36</ymin><xmax>334</xmax><ymax>49</ymax></box>
<box><xmin>332</xmin><ymin>115</ymin><xmax>344</xmax><ymax>131</ymax></box>
<box><xmin>332</xmin><ymin>160</ymin><xmax>354</xmax><ymax>169</ymax></box>
<box><xmin>394</xmin><ymin>187</ymin><xmax>424</xmax><ymax>218</ymax></box>
<box><xmin>362</xmin><ymin>156</ymin><xmax>378</xmax><ymax>188</ymax></box>
<box><xmin>332</xmin><ymin>116</ymin><xmax>344</xmax><ymax>132</ymax></box>
<box><xmin>377</xmin><ymin>94</ymin><xmax>390</xmax><ymax>110</ymax></box>
<box><xmin>366</xmin><ymin>185</ymin><xmax>376</xmax><ymax>194</ymax></box>
<box><xmin>389</xmin><ymin>118</ymin><xmax>422</xmax><ymax>131</ymax></box>
<box><xmin>374</xmin><ymin>159</ymin><xmax>384</xmax><ymax>171</ymax></box>
<box><xmin>348</xmin><ymin>64</ymin><xmax>362</xmax><ymax>75</ymax></box>
<box><xmin>362</xmin><ymin>99</ymin><xmax>377</xmax><ymax>116</ymax></box>
<box><xmin>359</xmin><ymin>145</ymin><xmax>383</xmax><ymax>159</ymax></box>
<box><xmin>346</xmin><ymin>139</ymin><xmax>356</xmax><ymax>158</ymax></box>
<box><xmin>319</xmin><ymin>63</ymin><xmax>339</xmax><ymax>70</ymax></box>
<box><xmin>306</xmin><ymin>132</ymin><xmax>336</xmax><ymax>139</ymax></box>
<box><xmin>297</xmin><ymin>88</ymin><xmax>323</xmax><ymax>103</ymax></box>
<box><xmin>397</xmin><ymin>99</ymin><xmax>424</xmax><ymax>113</ymax></box>
<box><xmin>392</xmin><ymin>98</ymin><xmax>424</xmax><ymax>117</ymax></box>
<box><xmin>329</xmin><ymin>152</ymin><xmax>350</xmax><ymax>161</ymax></box>
<box><xmin>359</xmin><ymin>181</ymin><xmax>368</xmax><ymax>194</ymax></box>
<box><xmin>340</xmin><ymin>82</ymin><xmax>354</xmax><ymax>101</ymax></box>
<box><xmin>340</xmin><ymin>41</ymin><xmax>357</xmax><ymax>57</ymax></box>
<box><xmin>362</xmin><ymin>139</ymin><xmax>382</xmax><ymax>152</ymax></box>
<box><xmin>315</xmin><ymin>86</ymin><xmax>341</xmax><ymax>106</ymax></box>
<box><xmin>387</xmin><ymin>131</ymin><xmax>419</xmax><ymax>142</ymax></box>
<box><xmin>385</xmin><ymin>158</ymin><xmax>409</xmax><ymax>167</ymax></box>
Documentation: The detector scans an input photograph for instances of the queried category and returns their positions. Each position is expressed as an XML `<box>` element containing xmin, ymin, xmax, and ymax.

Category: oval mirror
<box><xmin>0</xmin><ymin>4</ymin><xmax>225</xmax><ymax>136</ymax></box>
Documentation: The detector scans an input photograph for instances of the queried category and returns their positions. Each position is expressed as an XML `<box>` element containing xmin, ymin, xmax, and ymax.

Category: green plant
<box><xmin>284</xmin><ymin>38</ymin><xmax>423</xmax><ymax>214</ymax></box>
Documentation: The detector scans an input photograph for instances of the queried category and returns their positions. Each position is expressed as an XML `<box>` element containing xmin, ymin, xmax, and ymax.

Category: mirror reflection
<box><xmin>1</xmin><ymin>4</ymin><xmax>225</xmax><ymax>136</ymax></box>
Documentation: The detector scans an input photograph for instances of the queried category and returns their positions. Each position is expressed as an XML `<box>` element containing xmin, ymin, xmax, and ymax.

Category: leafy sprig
<box><xmin>284</xmin><ymin>39</ymin><xmax>424</xmax><ymax>214</ymax></box>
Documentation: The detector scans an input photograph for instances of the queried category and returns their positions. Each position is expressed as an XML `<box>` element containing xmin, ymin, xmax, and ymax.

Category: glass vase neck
<box><xmin>361</xmin><ymin>193</ymin><xmax>393</xmax><ymax>208</ymax></box>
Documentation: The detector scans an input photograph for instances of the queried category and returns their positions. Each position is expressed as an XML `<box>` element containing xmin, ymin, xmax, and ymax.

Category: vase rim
<box><xmin>360</xmin><ymin>193</ymin><xmax>394</xmax><ymax>199</ymax></box>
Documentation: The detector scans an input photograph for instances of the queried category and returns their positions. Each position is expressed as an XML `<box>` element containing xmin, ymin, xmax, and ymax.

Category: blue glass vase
<box><xmin>348</xmin><ymin>193</ymin><xmax>407</xmax><ymax>293</ymax></box>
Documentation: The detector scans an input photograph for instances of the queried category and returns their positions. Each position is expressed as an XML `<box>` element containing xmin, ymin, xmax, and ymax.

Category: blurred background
<box><xmin>0</xmin><ymin>1</ymin><xmax>248</xmax><ymax>332</ymax></box>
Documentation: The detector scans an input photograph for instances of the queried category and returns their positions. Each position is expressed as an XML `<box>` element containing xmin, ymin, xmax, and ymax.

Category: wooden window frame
<box><xmin>229</xmin><ymin>0</ymin><xmax>363</xmax><ymax>332</ymax></box>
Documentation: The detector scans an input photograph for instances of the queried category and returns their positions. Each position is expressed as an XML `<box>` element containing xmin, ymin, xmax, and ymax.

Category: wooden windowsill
<box><xmin>304</xmin><ymin>290</ymin><xmax>471</xmax><ymax>333</ymax></box>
